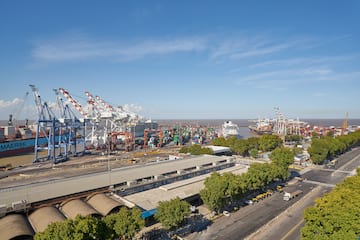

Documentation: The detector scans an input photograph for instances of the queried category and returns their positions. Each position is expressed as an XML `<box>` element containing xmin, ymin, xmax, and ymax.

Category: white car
<box><xmin>223</xmin><ymin>211</ymin><xmax>230</xmax><ymax>217</ymax></box>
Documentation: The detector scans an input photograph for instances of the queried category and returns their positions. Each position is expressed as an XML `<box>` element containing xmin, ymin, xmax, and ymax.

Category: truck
<box><xmin>283</xmin><ymin>190</ymin><xmax>303</xmax><ymax>201</ymax></box>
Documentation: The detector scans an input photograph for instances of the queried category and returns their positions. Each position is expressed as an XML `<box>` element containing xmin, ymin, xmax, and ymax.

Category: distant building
<box><xmin>206</xmin><ymin>145</ymin><xmax>231</xmax><ymax>156</ymax></box>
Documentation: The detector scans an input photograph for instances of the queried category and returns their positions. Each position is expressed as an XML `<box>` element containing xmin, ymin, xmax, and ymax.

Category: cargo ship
<box><xmin>0</xmin><ymin>137</ymin><xmax>49</xmax><ymax>157</ymax></box>
<box><xmin>248</xmin><ymin>118</ymin><xmax>273</xmax><ymax>135</ymax></box>
<box><xmin>0</xmin><ymin>117</ymin><xmax>47</xmax><ymax>157</ymax></box>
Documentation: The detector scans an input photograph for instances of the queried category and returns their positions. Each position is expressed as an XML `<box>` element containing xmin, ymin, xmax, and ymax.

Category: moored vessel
<box><xmin>221</xmin><ymin>121</ymin><xmax>240</xmax><ymax>138</ymax></box>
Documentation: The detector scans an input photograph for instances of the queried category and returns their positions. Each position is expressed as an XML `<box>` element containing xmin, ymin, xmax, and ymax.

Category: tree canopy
<box><xmin>301</xmin><ymin>169</ymin><xmax>360</xmax><ymax>239</ymax></box>
<box><xmin>212</xmin><ymin>134</ymin><xmax>282</xmax><ymax>157</ymax></box>
<box><xmin>308</xmin><ymin>130</ymin><xmax>360</xmax><ymax>164</ymax></box>
<box><xmin>154</xmin><ymin>197</ymin><xmax>191</xmax><ymax>230</ymax></box>
<box><xmin>34</xmin><ymin>215</ymin><xmax>106</xmax><ymax>240</ymax></box>
<box><xmin>270</xmin><ymin>147</ymin><xmax>294</xmax><ymax>180</ymax></box>
<box><xmin>102</xmin><ymin>207</ymin><xmax>144</xmax><ymax>240</ymax></box>
<box><xmin>200</xmin><ymin>155</ymin><xmax>291</xmax><ymax>212</ymax></box>
<box><xmin>179</xmin><ymin>144</ymin><xmax>213</xmax><ymax>155</ymax></box>
<box><xmin>200</xmin><ymin>172</ymin><xmax>230</xmax><ymax>213</ymax></box>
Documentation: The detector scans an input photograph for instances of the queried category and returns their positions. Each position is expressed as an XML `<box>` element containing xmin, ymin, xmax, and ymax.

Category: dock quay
<box><xmin>0</xmin><ymin>154</ymin><xmax>251</xmax><ymax>239</ymax></box>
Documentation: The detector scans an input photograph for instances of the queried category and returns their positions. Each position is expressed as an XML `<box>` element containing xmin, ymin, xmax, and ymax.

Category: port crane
<box><xmin>273</xmin><ymin>107</ymin><xmax>287</xmax><ymax>136</ymax></box>
<box><xmin>59</xmin><ymin>88</ymin><xmax>100</xmax><ymax>147</ymax></box>
<box><xmin>53</xmin><ymin>89</ymin><xmax>86</xmax><ymax>157</ymax></box>
<box><xmin>273</xmin><ymin>107</ymin><xmax>304</xmax><ymax>137</ymax></box>
<box><xmin>30</xmin><ymin>84</ymin><xmax>60</xmax><ymax>163</ymax></box>
<box><xmin>85</xmin><ymin>91</ymin><xmax>135</xmax><ymax>150</ymax></box>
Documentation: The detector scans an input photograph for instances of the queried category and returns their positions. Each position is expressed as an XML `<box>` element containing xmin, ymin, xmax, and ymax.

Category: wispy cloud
<box><xmin>250</xmin><ymin>55</ymin><xmax>358</xmax><ymax>68</ymax></box>
<box><xmin>32</xmin><ymin>35</ymin><xmax>207</xmax><ymax>62</ymax></box>
<box><xmin>235</xmin><ymin>68</ymin><xmax>360</xmax><ymax>90</ymax></box>
<box><xmin>210</xmin><ymin>36</ymin><xmax>313</xmax><ymax>61</ymax></box>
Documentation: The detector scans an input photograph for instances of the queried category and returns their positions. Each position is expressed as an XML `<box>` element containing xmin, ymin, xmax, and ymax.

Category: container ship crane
<box><xmin>30</xmin><ymin>84</ymin><xmax>66</xmax><ymax>163</ymax></box>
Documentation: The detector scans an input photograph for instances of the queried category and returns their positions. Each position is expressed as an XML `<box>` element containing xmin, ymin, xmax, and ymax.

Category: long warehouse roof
<box><xmin>124</xmin><ymin>164</ymin><xmax>248</xmax><ymax>210</ymax></box>
<box><xmin>0</xmin><ymin>155</ymin><xmax>232</xmax><ymax>208</ymax></box>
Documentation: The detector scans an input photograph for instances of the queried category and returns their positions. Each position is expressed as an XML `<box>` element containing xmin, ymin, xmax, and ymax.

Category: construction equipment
<box><xmin>342</xmin><ymin>112</ymin><xmax>348</xmax><ymax>135</ymax></box>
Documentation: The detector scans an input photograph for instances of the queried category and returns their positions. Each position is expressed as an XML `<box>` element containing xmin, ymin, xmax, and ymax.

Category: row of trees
<box><xmin>34</xmin><ymin>208</ymin><xmax>144</xmax><ymax>240</ymax></box>
<box><xmin>200</xmin><ymin>147</ymin><xmax>294</xmax><ymax>212</ymax></box>
<box><xmin>212</xmin><ymin>135</ymin><xmax>283</xmax><ymax>157</ymax></box>
<box><xmin>301</xmin><ymin>169</ymin><xmax>360</xmax><ymax>239</ymax></box>
<box><xmin>179</xmin><ymin>144</ymin><xmax>213</xmax><ymax>155</ymax></box>
<box><xmin>308</xmin><ymin>130</ymin><xmax>360</xmax><ymax>164</ymax></box>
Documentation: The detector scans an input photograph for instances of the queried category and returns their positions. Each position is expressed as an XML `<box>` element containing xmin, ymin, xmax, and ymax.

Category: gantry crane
<box><xmin>29</xmin><ymin>84</ymin><xmax>59</xmax><ymax>163</ymax></box>
<box><xmin>54</xmin><ymin>89</ymin><xmax>86</xmax><ymax>157</ymax></box>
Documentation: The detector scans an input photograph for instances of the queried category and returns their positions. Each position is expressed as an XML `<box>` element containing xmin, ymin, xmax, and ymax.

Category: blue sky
<box><xmin>0</xmin><ymin>1</ymin><xmax>359</xmax><ymax>120</ymax></box>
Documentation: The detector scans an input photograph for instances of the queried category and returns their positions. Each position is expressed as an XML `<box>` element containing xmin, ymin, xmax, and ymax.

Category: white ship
<box><xmin>222</xmin><ymin>121</ymin><xmax>240</xmax><ymax>138</ymax></box>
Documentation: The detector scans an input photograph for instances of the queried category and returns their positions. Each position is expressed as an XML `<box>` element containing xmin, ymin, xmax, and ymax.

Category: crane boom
<box><xmin>59</xmin><ymin>88</ymin><xmax>87</xmax><ymax>117</ymax></box>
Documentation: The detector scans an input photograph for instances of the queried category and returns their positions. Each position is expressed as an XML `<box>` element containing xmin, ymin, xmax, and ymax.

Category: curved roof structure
<box><xmin>60</xmin><ymin>199</ymin><xmax>101</xmax><ymax>219</ymax></box>
<box><xmin>0</xmin><ymin>214</ymin><xmax>34</xmax><ymax>240</ymax></box>
<box><xmin>87</xmin><ymin>193</ymin><xmax>123</xmax><ymax>216</ymax></box>
<box><xmin>28</xmin><ymin>206</ymin><xmax>66</xmax><ymax>233</ymax></box>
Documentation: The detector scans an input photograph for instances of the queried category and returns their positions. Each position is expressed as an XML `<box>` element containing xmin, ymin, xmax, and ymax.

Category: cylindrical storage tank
<box><xmin>0</xmin><ymin>214</ymin><xmax>34</xmax><ymax>240</ymax></box>
<box><xmin>28</xmin><ymin>206</ymin><xmax>66</xmax><ymax>233</ymax></box>
<box><xmin>87</xmin><ymin>193</ymin><xmax>123</xmax><ymax>216</ymax></box>
<box><xmin>60</xmin><ymin>199</ymin><xmax>101</xmax><ymax>219</ymax></box>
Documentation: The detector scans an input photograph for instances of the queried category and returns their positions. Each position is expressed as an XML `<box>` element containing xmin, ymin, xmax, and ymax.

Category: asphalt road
<box><xmin>189</xmin><ymin>182</ymin><xmax>315</xmax><ymax>240</ymax></box>
<box><xmin>250</xmin><ymin>186</ymin><xmax>331</xmax><ymax>240</ymax></box>
<box><xmin>189</xmin><ymin>146</ymin><xmax>360</xmax><ymax>240</ymax></box>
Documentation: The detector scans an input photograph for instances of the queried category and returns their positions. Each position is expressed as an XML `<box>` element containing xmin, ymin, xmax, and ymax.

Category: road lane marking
<box><xmin>280</xmin><ymin>218</ymin><xmax>304</xmax><ymax>240</ymax></box>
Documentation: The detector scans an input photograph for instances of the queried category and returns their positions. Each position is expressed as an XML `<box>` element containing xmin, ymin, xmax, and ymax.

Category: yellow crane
<box><xmin>342</xmin><ymin>112</ymin><xmax>348</xmax><ymax>135</ymax></box>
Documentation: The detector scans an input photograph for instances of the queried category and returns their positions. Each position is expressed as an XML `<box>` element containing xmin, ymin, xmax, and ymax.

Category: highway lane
<box><xmin>250</xmin><ymin>186</ymin><xmax>331</xmax><ymax>240</ymax></box>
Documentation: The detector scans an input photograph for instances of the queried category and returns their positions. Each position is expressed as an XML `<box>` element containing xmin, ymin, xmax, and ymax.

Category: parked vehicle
<box><xmin>283</xmin><ymin>190</ymin><xmax>303</xmax><ymax>201</ymax></box>
<box><xmin>223</xmin><ymin>211</ymin><xmax>230</xmax><ymax>217</ymax></box>
<box><xmin>277</xmin><ymin>185</ymin><xmax>284</xmax><ymax>193</ymax></box>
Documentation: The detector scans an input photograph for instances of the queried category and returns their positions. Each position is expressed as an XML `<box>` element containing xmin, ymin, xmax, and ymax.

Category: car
<box><xmin>245</xmin><ymin>199</ymin><xmax>254</xmax><ymax>205</ymax></box>
<box><xmin>223</xmin><ymin>210</ymin><xmax>230</xmax><ymax>217</ymax></box>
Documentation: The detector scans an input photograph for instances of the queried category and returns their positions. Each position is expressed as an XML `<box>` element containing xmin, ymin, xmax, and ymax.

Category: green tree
<box><xmin>200</xmin><ymin>172</ymin><xmax>228</xmax><ymax>213</ymax></box>
<box><xmin>154</xmin><ymin>197</ymin><xmax>191</xmax><ymax>230</ymax></box>
<box><xmin>103</xmin><ymin>207</ymin><xmax>144</xmax><ymax>240</ymax></box>
<box><xmin>301</xmin><ymin>170</ymin><xmax>360</xmax><ymax>239</ymax></box>
<box><xmin>245</xmin><ymin>163</ymin><xmax>274</xmax><ymax>190</ymax></box>
<box><xmin>212</xmin><ymin>137</ymin><xmax>228</xmax><ymax>146</ymax></box>
<box><xmin>269</xmin><ymin>147</ymin><xmax>294</xmax><ymax>180</ymax></box>
<box><xmin>270</xmin><ymin>147</ymin><xmax>294</xmax><ymax>167</ymax></box>
<box><xmin>259</xmin><ymin>135</ymin><xmax>283</xmax><ymax>152</ymax></box>
<box><xmin>292</xmin><ymin>146</ymin><xmax>303</xmax><ymax>156</ymax></box>
<box><xmin>34</xmin><ymin>219</ymin><xmax>74</xmax><ymax>240</ymax></box>
<box><xmin>72</xmin><ymin>215</ymin><xmax>105</xmax><ymax>240</ymax></box>
<box><xmin>249</xmin><ymin>148</ymin><xmax>258</xmax><ymax>158</ymax></box>
<box><xmin>179</xmin><ymin>144</ymin><xmax>213</xmax><ymax>155</ymax></box>
<box><xmin>247</xmin><ymin>137</ymin><xmax>260</xmax><ymax>150</ymax></box>
<box><xmin>231</xmin><ymin>139</ymin><xmax>250</xmax><ymax>156</ymax></box>
<box><xmin>308</xmin><ymin>139</ymin><xmax>329</xmax><ymax>164</ymax></box>
<box><xmin>34</xmin><ymin>215</ymin><xmax>105</xmax><ymax>240</ymax></box>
